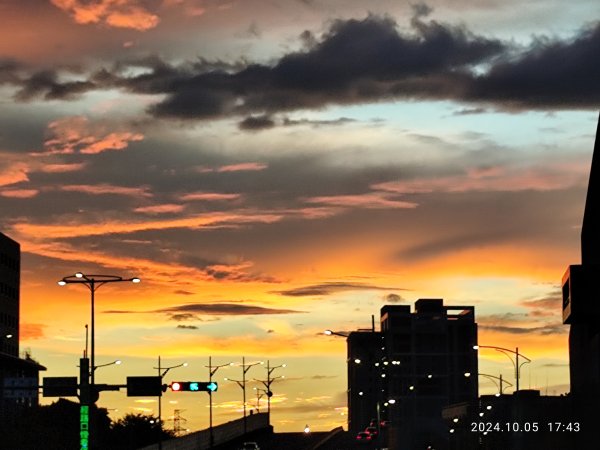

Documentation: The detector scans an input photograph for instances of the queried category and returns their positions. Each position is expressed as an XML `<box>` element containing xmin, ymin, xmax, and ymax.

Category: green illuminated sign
<box><xmin>190</xmin><ymin>382</ymin><xmax>199</xmax><ymax>391</ymax></box>
<box><xmin>80</xmin><ymin>405</ymin><xmax>89</xmax><ymax>450</ymax></box>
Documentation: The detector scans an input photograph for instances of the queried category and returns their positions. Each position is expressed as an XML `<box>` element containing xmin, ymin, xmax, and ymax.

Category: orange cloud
<box><xmin>51</xmin><ymin>0</ymin><xmax>159</xmax><ymax>31</ymax></box>
<box><xmin>215</xmin><ymin>163</ymin><xmax>268</xmax><ymax>173</ymax></box>
<box><xmin>0</xmin><ymin>161</ymin><xmax>29</xmax><ymax>186</ymax></box>
<box><xmin>374</xmin><ymin>163</ymin><xmax>587</xmax><ymax>194</ymax></box>
<box><xmin>305</xmin><ymin>192</ymin><xmax>417</xmax><ymax>209</ymax></box>
<box><xmin>40</xmin><ymin>163</ymin><xmax>87</xmax><ymax>173</ymax></box>
<box><xmin>59</xmin><ymin>183</ymin><xmax>153</xmax><ymax>197</ymax></box>
<box><xmin>134</xmin><ymin>203</ymin><xmax>186</xmax><ymax>214</ymax></box>
<box><xmin>0</xmin><ymin>189</ymin><xmax>39</xmax><ymax>198</ymax></box>
<box><xmin>12</xmin><ymin>211</ymin><xmax>282</xmax><ymax>239</ymax></box>
<box><xmin>16</xmin><ymin>238</ymin><xmax>271</xmax><ymax>287</ymax></box>
<box><xmin>20</xmin><ymin>323</ymin><xmax>46</xmax><ymax>340</ymax></box>
<box><xmin>179</xmin><ymin>192</ymin><xmax>241</xmax><ymax>201</ymax></box>
<box><xmin>44</xmin><ymin>116</ymin><xmax>144</xmax><ymax>155</ymax></box>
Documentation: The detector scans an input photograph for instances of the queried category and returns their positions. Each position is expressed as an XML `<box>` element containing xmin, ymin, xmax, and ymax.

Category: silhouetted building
<box><xmin>0</xmin><ymin>232</ymin><xmax>19</xmax><ymax>357</ymax></box>
<box><xmin>443</xmin><ymin>390</ymin><xmax>580</xmax><ymax>450</ymax></box>
<box><xmin>0</xmin><ymin>232</ymin><xmax>45</xmax><ymax>424</ymax></box>
<box><xmin>561</xmin><ymin>113</ymin><xmax>600</xmax><ymax>443</ymax></box>
<box><xmin>347</xmin><ymin>299</ymin><xmax>478</xmax><ymax>450</ymax></box>
<box><xmin>347</xmin><ymin>328</ymin><xmax>382</xmax><ymax>433</ymax></box>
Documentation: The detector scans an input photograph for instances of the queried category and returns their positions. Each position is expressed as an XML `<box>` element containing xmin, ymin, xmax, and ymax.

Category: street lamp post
<box><xmin>473</xmin><ymin>345</ymin><xmax>531</xmax><ymax>391</ymax></box>
<box><xmin>154</xmin><ymin>356</ymin><xmax>187</xmax><ymax>450</ymax></box>
<box><xmin>224</xmin><ymin>357</ymin><xmax>263</xmax><ymax>435</ymax></box>
<box><xmin>324</xmin><ymin>329</ymin><xmax>349</xmax><ymax>337</ymax></box>
<box><xmin>206</xmin><ymin>357</ymin><xmax>233</xmax><ymax>448</ymax></box>
<box><xmin>0</xmin><ymin>332</ymin><xmax>13</xmax><ymax>353</ymax></box>
<box><xmin>476</xmin><ymin>373</ymin><xmax>514</xmax><ymax>395</ymax></box>
<box><xmin>58</xmin><ymin>272</ymin><xmax>140</xmax><ymax>450</ymax></box>
<box><xmin>253</xmin><ymin>387</ymin><xmax>268</xmax><ymax>412</ymax></box>
<box><xmin>93</xmin><ymin>360</ymin><xmax>122</xmax><ymax>371</ymax></box>
<box><xmin>262</xmin><ymin>361</ymin><xmax>285</xmax><ymax>414</ymax></box>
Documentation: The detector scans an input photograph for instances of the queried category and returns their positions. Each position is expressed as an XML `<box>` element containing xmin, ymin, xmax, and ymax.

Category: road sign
<box><xmin>127</xmin><ymin>376</ymin><xmax>162</xmax><ymax>396</ymax></box>
<box><xmin>43</xmin><ymin>376</ymin><xmax>78</xmax><ymax>397</ymax></box>
<box><xmin>3</xmin><ymin>377</ymin><xmax>38</xmax><ymax>399</ymax></box>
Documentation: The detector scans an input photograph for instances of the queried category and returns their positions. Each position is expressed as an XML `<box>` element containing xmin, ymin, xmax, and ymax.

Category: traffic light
<box><xmin>170</xmin><ymin>381</ymin><xmax>218</xmax><ymax>392</ymax></box>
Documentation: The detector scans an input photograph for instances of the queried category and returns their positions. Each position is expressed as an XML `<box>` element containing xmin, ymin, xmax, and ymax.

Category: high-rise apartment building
<box><xmin>0</xmin><ymin>232</ymin><xmax>45</xmax><ymax>423</ymax></box>
<box><xmin>0</xmin><ymin>232</ymin><xmax>20</xmax><ymax>356</ymax></box>
<box><xmin>347</xmin><ymin>299</ymin><xmax>478</xmax><ymax>449</ymax></box>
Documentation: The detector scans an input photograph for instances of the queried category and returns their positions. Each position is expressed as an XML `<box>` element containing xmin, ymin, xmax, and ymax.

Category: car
<box><xmin>356</xmin><ymin>431</ymin><xmax>373</xmax><ymax>443</ymax></box>
<box><xmin>379</xmin><ymin>420</ymin><xmax>391</xmax><ymax>428</ymax></box>
<box><xmin>241</xmin><ymin>442</ymin><xmax>260</xmax><ymax>450</ymax></box>
<box><xmin>365</xmin><ymin>426</ymin><xmax>379</xmax><ymax>437</ymax></box>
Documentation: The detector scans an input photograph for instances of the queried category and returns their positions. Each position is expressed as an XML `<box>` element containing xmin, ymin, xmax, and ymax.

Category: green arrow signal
<box><xmin>190</xmin><ymin>382</ymin><xmax>199</xmax><ymax>391</ymax></box>
<box><xmin>207</xmin><ymin>382</ymin><xmax>218</xmax><ymax>392</ymax></box>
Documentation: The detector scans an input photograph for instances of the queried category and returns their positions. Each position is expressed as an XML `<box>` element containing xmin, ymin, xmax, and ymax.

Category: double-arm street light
<box><xmin>58</xmin><ymin>272</ymin><xmax>140</xmax><ymax>450</ymax></box>
<box><xmin>58</xmin><ymin>272</ymin><xmax>140</xmax><ymax>388</ymax></box>
<box><xmin>206</xmin><ymin>357</ymin><xmax>233</xmax><ymax>448</ymax></box>
<box><xmin>255</xmin><ymin>361</ymin><xmax>286</xmax><ymax>415</ymax></box>
<box><xmin>224</xmin><ymin>357</ymin><xmax>263</xmax><ymax>435</ymax></box>
<box><xmin>154</xmin><ymin>356</ymin><xmax>188</xmax><ymax>450</ymax></box>
<box><xmin>473</xmin><ymin>345</ymin><xmax>531</xmax><ymax>391</ymax></box>
<box><xmin>476</xmin><ymin>373</ymin><xmax>514</xmax><ymax>396</ymax></box>
<box><xmin>253</xmin><ymin>387</ymin><xmax>268</xmax><ymax>412</ymax></box>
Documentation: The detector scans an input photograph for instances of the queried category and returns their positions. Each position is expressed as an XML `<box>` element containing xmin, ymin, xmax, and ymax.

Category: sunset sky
<box><xmin>1</xmin><ymin>0</ymin><xmax>599</xmax><ymax>434</ymax></box>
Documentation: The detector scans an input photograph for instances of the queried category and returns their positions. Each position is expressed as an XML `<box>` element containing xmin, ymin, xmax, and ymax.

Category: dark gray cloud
<box><xmin>173</xmin><ymin>290</ymin><xmax>195</xmax><ymax>296</ymax></box>
<box><xmin>521</xmin><ymin>288</ymin><xmax>562</xmax><ymax>317</ymax></box>
<box><xmin>477</xmin><ymin>309</ymin><xmax>567</xmax><ymax>336</ymax></box>
<box><xmin>158</xmin><ymin>303</ymin><xmax>304</xmax><ymax>315</ymax></box>
<box><xmin>384</xmin><ymin>293</ymin><xmax>405</xmax><ymax>303</ymax></box>
<box><xmin>0</xmin><ymin>58</ymin><xmax>21</xmax><ymax>84</ymax></box>
<box><xmin>452</xmin><ymin>107</ymin><xmax>487</xmax><ymax>116</ymax></box>
<box><xmin>479</xmin><ymin>324</ymin><xmax>566</xmax><ymax>335</ymax></box>
<box><xmin>124</xmin><ymin>15</ymin><xmax>600</xmax><ymax>115</ymax></box>
<box><xmin>15</xmin><ymin>70</ymin><xmax>96</xmax><ymax>101</ymax></box>
<box><xmin>143</xmin><ymin>12</ymin><xmax>505</xmax><ymax>118</ymax></box>
<box><xmin>467</xmin><ymin>25</ymin><xmax>600</xmax><ymax>109</ymax></box>
<box><xmin>282</xmin><ymin>117</ymin><xmax>356</xmax><ymax>127</ymax></box>
<box><xmin>104</xmin><ymin>302</ymin><xmax>304</xmax><ymax>316</ymax></box>
<box><xmin>273</xmin><ymin>282</ymin><xmax>407</xmax><ymax>297</ymax></box>
<box><xmin>9</xmin><ymin>10</ymin><xmax>597</xmax><ymax>115</ymax></box>
<box><xmin>238</xmin><ymin>115</ymin><xmax>276</xmax><ymax>131</ymax></box>
<box><xmin>176</xmin><ymin>324</ymin><xmax>199</xmax><ymax>329</ymax></box>
<box><xmin>169</xmin><ymin>313</ymin><xmax>199</xmax><ymax>322</ymax></box>
<box><xmin>398</xmin><ymin>230</ymin><xmax>514</xmax><ymax>261</ymax></box>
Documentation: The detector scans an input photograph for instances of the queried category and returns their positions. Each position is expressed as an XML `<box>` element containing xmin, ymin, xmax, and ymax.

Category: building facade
<box><xmin>0</xmin><ymin>232</ymin><xmax>45</xmax><ymax>424</ymax></box>
<box><xmin>0</xmin><ymin>232</ymin><xmax>19</xmax><ymax>356</ymax></box>
<box><xmin>560</xmin><ymin>114</ymin><xmax>600</xmax><ymax>444</ymax></box>
<box><xmin>347</xmin><ymin>299</ymin><xmax>478</xmax><ymax>449</ymax></box>
<box><xmin>443</xmin><ymin>390</ymin><xmax>584</xmax><ymax>450</ymax></box>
